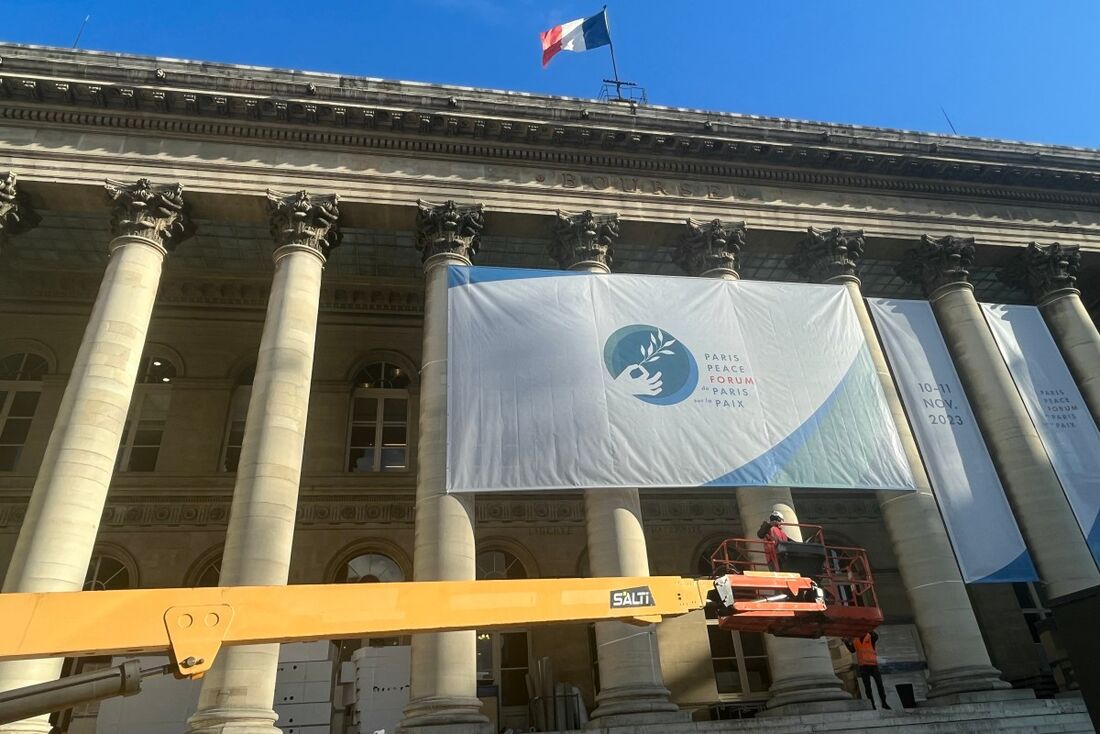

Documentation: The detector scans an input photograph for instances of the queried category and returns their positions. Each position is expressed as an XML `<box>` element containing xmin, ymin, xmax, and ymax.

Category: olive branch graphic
<box><xmin>639</xmin><ymin>329</ymin><xmax>677</xmax><ymax>365</ymax></box>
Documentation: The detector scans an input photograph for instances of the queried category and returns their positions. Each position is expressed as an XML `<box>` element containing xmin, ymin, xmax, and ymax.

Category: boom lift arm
<box><xmin>0</xmin><ymin>572</ymin><xmax>828</xmax><ymax>724</ymax></box>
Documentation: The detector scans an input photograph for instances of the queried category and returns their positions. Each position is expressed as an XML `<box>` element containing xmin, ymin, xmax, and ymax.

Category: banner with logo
<box><xmin>981</xmin><ymin>303</ymin><xmax>1100</xmax><ymax>563</ymax></box>
<box><xmin>868</xmin><ymin>299</ymin><xmax>1036</xmax><ymax>582</ymax></box>
<box><xmin>446</xmin><ymin>266</ymin><xmax>916</xmax><ymax>493</ymax></box>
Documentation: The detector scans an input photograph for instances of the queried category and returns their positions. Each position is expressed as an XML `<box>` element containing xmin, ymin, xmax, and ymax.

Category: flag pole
<box><xmin>603</xmin><ymin>6</ymin><xmax>624</xmax><ymax>98</ymax></box>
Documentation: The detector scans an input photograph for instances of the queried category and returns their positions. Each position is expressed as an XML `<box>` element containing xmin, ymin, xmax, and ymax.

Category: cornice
<box><xmin>0</xmin><ymin>52</ymin><xmax>1098</xmax><ymax>208</ymax></box>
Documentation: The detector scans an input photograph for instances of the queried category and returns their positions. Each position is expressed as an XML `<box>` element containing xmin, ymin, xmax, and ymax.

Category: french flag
<box><xmin>540</xmin><ymin>9</ymin><xmax>611</xmax><ymax>68</ymax></box>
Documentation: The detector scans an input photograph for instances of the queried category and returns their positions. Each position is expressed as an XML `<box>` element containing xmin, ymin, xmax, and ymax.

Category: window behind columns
<box><xmin>0</xmin><ymin>351</ymin><xmax>47</xmax><ymax>471</ymax></box>
<box><xmin>476</xmin><ymin>550</ymin><xmax>532</xmax><ymax>719</ymax></box>
<box><xmin>220</xmin><ymin>365</ymin><xmax>255</xmax><ymax>472</ymax></box>
<box><xmin>117</xmin><ymin>352</ymin><xmax>177</xmax><ymax>472</ymax></box>
<box><xmin>697</xmin><ymin>551</ymin><xmax>771</xmax><ymax>700</ymax></box>
<box><xmin>347</xmin><ymin>361</ymin><xmax>411</xmax><ymax>473</ymax></box>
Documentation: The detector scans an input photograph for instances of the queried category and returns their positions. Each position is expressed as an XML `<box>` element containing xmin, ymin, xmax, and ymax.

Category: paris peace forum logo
<box><xmin>603</xmin><ymin>325</ymin><xmax>699</xmax><ymax>406</ymax></box>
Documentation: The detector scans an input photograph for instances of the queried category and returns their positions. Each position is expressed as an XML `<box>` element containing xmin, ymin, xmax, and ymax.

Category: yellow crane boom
<box><xmin>0</xmin><ymin>576</ymin><xmax>712</xmax><ymax>678</ymax></box>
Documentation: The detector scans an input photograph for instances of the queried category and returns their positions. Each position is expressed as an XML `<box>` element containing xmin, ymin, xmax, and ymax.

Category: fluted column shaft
<box><xmin>787</xmin><ymin>227</ymin><xmax>1005</xmax><ymax>698</ymax></box>
<box><xmin>673</xmin><ymin>220</ymin><xmax>852</xmax><ymax>711</ymax></box>
<box><xmin>403</xmin><ymin>201</ymin><xmax>487</xmax><ymax>732</ymax></box>
<box><xmin>0</xmin><ymin>180</ymin><xmax>186</xmax><ymax>734</ymax></box>
<box><xmin>1039</xmin><ymin>289</ymin><xmax>1100</xmax><ymax>427</ymax></box>
<box><xmin>545</xmin><ymin>209</ymin><xmax>681</xmax><ymax>726</ymax></box>
<box><xmin>837</xmin><ymin>277</ymin><xmax>1008</xmax><ymax>696</ymax></box>
<box><xmin>929</xmin><ymin>282</ymin><xmax>1099</xmax><ymax>598</ymax></box>
<box><xmin>189</xmin><ymin>191</ymin><xmax>339</xmax><ymax>734</ymax></box>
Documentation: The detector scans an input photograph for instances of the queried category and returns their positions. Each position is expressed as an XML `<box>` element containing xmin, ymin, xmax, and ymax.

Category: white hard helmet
<box><xmin>769</xmin><ymin>511</ymin><xmax>785</xmax><ymax>522</ymax></box>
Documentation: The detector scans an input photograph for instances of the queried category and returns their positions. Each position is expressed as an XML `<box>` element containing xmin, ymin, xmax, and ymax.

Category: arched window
<box><xmin>696</xmin><ymin>551</ymin><xmax>771</xmax><ymax>699</ymax></box>
<box><xmin>336</xmin><ymin>552</ymin><xmax>405</xmax><ymax>584</ymax></box>
<box><xmin>83</xmin><ymin>553</ymin><xmax>133</xmax><ymax>591</ymax></box>
<box><xmin>347</xmin><ymin>361</ymin><xmax>412</xmax><ymax>473</ymax></box>
<box><xmin>0</xmin><ymin>352</ymin><xmax>47</xmax><ymax>471</ymax></box>
<box><xmin>188</xmin><ymin>549</ymin><xmax>223</xmax><ymax>588</ymax></box>
<box><xmin>221</xmin><ymin>365</ymin><xmax>255</xmax><ymax>472</ymax></box>
<box><xmin>117</xmin><ymin>351</ymin><xmax>177</xmax><ymax>472</ymax></box>
<box><xmin>477</xmin><ymin>550</ymin><xmax>532</xmax><ymax>715</ymax></box>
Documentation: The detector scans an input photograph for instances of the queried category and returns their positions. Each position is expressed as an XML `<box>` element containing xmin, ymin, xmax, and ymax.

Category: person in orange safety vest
<box><xmin>844</xmin><ymin>631</ymin><xmax>891</xmax><ymax>709</ymax></box>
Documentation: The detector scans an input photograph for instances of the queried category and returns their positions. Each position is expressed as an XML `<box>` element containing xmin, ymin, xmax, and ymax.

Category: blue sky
<box><xmin>2</xmin><ymin>0</ymin><xmax>1098</xmax><ymax>148</ymax></box>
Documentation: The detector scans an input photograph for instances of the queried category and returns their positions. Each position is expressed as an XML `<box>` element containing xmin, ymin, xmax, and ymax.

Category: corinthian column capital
<box><xmin>0</xmin><ymin>172</ymin><xmax>41</xmax><ymax>243</ymax></box>
<box><xmin>786</xmin><ymin>226</ymin><xmax>865</xmax><ymax>283</ymax></box>
<box><xmin>673</xmin><ymin>218</ymin><xmax>746</xmax><ymax>278</ymax></box>
<box><xmin>266</xmin><ymin>189</ymin><xmax>342</xmax><ymax>258</ymax></box>
<box><xmin>414</xmin><ymin>199</ymin><xmax>484</xmax><ymax>266</ymax></box>
<box><xmin>896</xmin><ymin>234</ymin><xmax>976</xmax><ymax>297</ymax></box>
<box><xmin>1000</xmin><ymin>241</ymin><xmax>1081</xmax><ymax>303</ymax></box>
<box><xmin>549</xmin><ymin>209</ymin><xmax>619</xmax><ymax>272</ymax></box>
<box><xmin>105</xmin><ymin>178</ymin><xmax>194</xmax><ymax>250</ymax></box>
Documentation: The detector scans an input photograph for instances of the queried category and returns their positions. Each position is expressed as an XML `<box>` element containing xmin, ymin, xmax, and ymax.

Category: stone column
<box><xmin>788</xmin><ymin>227</ymin><xmax>1008</xmax><ymax>699</ymax></box>
<box><xmin>675</xmin><ymin>219</ymin><xmax>853</xmax><ymax>712</ymax></box>
<box><xmin>1002</xmin><ymin>242</ymin><xmax>1100</xmax><ymax>426</ymax></box>
<box><xmin>0</xmin><ymin>178</ymin><xmax>190</xmax><ymax>734</ymax></box>
<box><xmin>549</xmin><ymin>210</ymin><xmax>684</xmax><ymax>726</ymax></box>
<box><xmin>896</xmin><ymin>235</ymin><xmax>1100</xmax><ymax>600</ymax></box>
<box><xmin>402</xmin><ymin>200</ymin><xmax>489</xmax><ymax>733</ymax></box>
<box><xmin>187</xmin><ymin>190</ymin><xmax>341</xmax><ymax>734</ymax></box>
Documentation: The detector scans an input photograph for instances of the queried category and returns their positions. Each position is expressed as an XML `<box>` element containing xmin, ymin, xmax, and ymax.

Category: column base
<box><xmin>759</xmin><ymin>698</ymin><xmax>872</xmax><ymax>717</ymax></box>
<box><xmin>399</xmin><ymin>695</ymin><xmax>489</xmax><ymax>732</ymax></box>
<box><xmin>586</xmin><ymin>683</ymin><xmax>687</xmax><ymax>727</ymax></box>
<box><xmin>185</xmin><ymin>706</ymin><xmax>279</xmax><ymax>734</ymax></box>
<box><xmin>764</xmin><ymin>671</ymin><xmax>854</xmax><ymax>710</ymax></box>
<box><xmin>926</xmin><ymin>664</ymin><xmax>1011</xmax><ymax>699</ymax></box>
<box><xmin>921</xmin><ymin>687</ymin><xmax>1035</xmax><ymax>707</ymax></box>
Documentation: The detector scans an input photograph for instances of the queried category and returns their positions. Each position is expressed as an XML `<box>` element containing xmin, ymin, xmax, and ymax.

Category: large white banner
<box><xmin>981</xmin><ymin>303</ymin><xmax>1100</xmax><ymax>564</ymax></box>
<box><xmin>869</xmin><ymin>299</ymin><xmax>1036</xmax><ymax>582</ymax></box>
<box><xmin>446</xmin><ymin>266</ymin><xmax>916</xmax><ymax>493</ymax></box>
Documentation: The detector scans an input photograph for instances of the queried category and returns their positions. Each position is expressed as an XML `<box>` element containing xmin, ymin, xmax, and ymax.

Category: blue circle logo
<box><xmin>603</xmin><ymin>325</ymin><xmax>699</xmax><ymax>406</ymax></box>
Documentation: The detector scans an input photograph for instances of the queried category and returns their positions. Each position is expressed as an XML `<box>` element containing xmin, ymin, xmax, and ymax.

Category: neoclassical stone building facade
<box><xmin>0</xmin><ymin>43</ymin><xmax>1097</xmax><ymax>734</ymax></box>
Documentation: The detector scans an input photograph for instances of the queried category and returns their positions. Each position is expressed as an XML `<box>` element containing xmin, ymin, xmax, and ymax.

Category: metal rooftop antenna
<box><xmin>598</xmin><ymin>6</ymin><xmax>647</xmax><ymax>105</ymax></box>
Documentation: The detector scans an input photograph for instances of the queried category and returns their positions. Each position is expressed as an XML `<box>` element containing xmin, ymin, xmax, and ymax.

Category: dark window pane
<box><xmin>711</xmin><ymin>658</ymin><xmax>743</xmax><ymax>694</ymax></box>
<box><xmin>228</xmin><ymin>427</ymin><xmax>246</xmax><ymax>446</ymax></box>
<box><xmin>500</xmin><ymin>632</ymin><xmax>528</xmax><ymax>668</ymax></box>
<box><xmin>127</xmin><ymin>447</ymin><xmax>159</xmax><ymax>472</ymax></box>
<box><xmin>133</xmin><ymin>429</ymin><xmax>162</xmax><ymax>446</ymax></box>
<box><xmin>0</xmin><ymin>418</ymin><xmax>31</xmax><ymax>444</ymax></box>
<box><xmin>1012</xmin><ymin>583</ymin><xmax>1034</xmax><ymax>609</ymax></box>
<box><xmin>740</xmin><ymin>632</ymin><xmax>766</xmax><ymax>657</ymax></box>
<box><xmin>476</xmin><ymin>632</ymin><xmax>493</xmax><ymax>680</ymax></box>
<box><xmin>20</xmin><ymin>354</ymin><xmax>48</xmax><ymax>380</ymax></box>
<box><xmin>707</xmin><ymin>626</ymin><xmax>736</xmax><ymax>658</ymax></box>
<box><xmin>381</xmin><ymin>426</ymin><xmax>406</xmax><ymax>446</ymax></box>
<box><xmin>350</xmin><ymin>426</ymin><xmax>376</xmax><ymax>448</ymax></box>
<box><xmin>348</xmin><ymin>448</ymin><xmax>375</xmax><ymax>473</ymax></box>
<box><xmin>353</xmin><ymin>397</ymin><xmax>378</xmax><ymax>421</ymax></box>
<box><xmin>142</xmin><ymin>357</ymin><xmax>177</xmax><ymax>384</ymax></box>
<box><xmin>0</xmin><ymin>445</ymin><xmax>19</xmax><ymax>470</ymax></box>
<box><xmin>501</xmin><ymin>669</ymin><xmax>529</xmax><ymax>706</ymax></box>
<box><xmin>381</xmin><ymin>448</ymin><xmax>406</xmax><ymax>471</ymax></box>
<box><xmin>383</xmin><ymin>398</ymin><xmax>407</xmax><ymax>422</ymax></box>
<box><xmin>0</xmin><ymin>354</ymin><xmax>24</xmax><ymax>380</ymax></box>
<box><xmin>224</xmin><ymin>447</ymin><xmax>242</xmax><ymax>472</ymax></box>
<box><xmin>9</xmin><ymin>392</ymin><xmax>39</xmax><ymax>417</ymax></box>
<box><xmin>355</xmin><ymin>364</ymin><xmax>384</xmax><ymax>389</ymax></box>
<box><xmin>744</xmin><ymin>657</ymin><xmax>772</xmax><ymax>692</ymax></box>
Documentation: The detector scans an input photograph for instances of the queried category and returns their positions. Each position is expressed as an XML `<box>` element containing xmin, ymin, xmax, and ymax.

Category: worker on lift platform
<box><xmin>756</xmin><ymin>510</ymin><xmax>791</xmax><ymax>570</ymax></box>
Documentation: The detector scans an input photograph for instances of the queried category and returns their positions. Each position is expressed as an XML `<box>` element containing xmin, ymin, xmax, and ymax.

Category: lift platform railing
<box><xmin>708</xmin><ymin>524</ymin><xmax>883</xmax><ymax>638</ymax></box>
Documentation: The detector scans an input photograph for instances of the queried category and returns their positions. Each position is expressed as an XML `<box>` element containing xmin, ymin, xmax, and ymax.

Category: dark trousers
<box><xmin>859</xmin><ymin>664</ymin><xmax>889</xmax><ymax>708</ymax></box>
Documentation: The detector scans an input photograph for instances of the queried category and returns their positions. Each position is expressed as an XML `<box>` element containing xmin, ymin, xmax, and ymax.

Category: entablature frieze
<box><xmin>0</xmin><ymin>487</ymin><xmax>882</xmax><ymax>531</ymax></box>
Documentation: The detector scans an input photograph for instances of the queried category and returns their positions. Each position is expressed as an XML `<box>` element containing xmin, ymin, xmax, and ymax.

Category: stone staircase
<box><xmin>583</xmin><ymin>697</ymin><xmax>1093</xmax><ymax>734</ymax></box>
